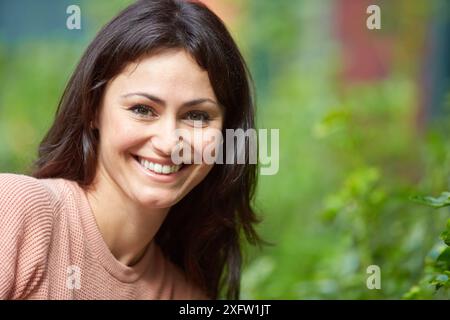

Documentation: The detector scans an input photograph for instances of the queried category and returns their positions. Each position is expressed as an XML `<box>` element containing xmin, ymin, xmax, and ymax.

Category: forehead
<box><xmin>108</xmin><ymin>49</ymin><xmax>216</xmax><ymax>100</ymax></box>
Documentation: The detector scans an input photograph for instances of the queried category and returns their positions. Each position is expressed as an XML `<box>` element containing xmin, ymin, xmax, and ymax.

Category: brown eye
<box><xmin>129</xmin><ymin>104</ymin><xmax>156</xmax><ymax>118</ymax></box>
<box><xmin>185</xmin><ymin>111</ymin><xmax>210</xmax><ymax>122</ymax></box>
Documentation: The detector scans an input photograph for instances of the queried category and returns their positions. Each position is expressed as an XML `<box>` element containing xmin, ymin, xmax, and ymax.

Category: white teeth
<box><xmin>154</xmin><ymin>163</ymin><xmax>162</xmax><ymax>173</ymax></box>
<box><xmin>162</xmin><ymin>165</ymin><xmax>171</xmax><ymax>174</ymax></box>
<box><xmin>138</xmin><ymin>157</ymin><xmax>181</xmax><ymax>175</ymax></box>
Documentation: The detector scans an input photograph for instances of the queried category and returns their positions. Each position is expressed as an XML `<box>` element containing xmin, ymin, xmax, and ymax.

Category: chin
<box><xmin>137</xmin><ymin>192</ymin><xmax>181</xmax><ymax>209</ymax></box>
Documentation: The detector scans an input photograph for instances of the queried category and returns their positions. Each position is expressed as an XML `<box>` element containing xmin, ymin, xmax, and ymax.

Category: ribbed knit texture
<box><xmin>0</xmin><ymin>173</ymin><xmax>206</xmax><ymax>300</ymax></box>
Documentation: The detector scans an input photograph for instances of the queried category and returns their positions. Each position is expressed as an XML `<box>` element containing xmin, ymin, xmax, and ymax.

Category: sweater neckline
<box><xmin>65</xmin><ymin>179</ymin><xmax>156</xmax><ymax>283</ymax></box>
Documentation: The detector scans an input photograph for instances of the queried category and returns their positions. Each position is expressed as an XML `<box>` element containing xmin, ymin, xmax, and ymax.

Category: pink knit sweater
<box><xmin>0</xmin><ymin>173</ymin><xmax>206</xmax><ymax>300</ymax></box>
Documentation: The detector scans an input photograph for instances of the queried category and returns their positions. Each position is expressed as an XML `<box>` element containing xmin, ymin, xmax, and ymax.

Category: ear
<box><xmin>90</xmin><ymin>109</ymin><xmax>100</xmax><ymax>130</ymax></box>
<box><xmin>90</xmin><ymin>119</ymin><xmax>98</xmax><ymax>130</ymax></box>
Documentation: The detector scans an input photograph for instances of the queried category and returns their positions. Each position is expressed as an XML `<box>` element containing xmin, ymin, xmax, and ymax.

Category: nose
<box><xmin>150</xmin><ymin>116</ymin><xmax>181</xmax><ymax>157</ymax></box>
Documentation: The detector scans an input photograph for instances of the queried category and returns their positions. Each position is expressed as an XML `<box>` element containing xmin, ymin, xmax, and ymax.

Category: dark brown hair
<box><xmin>32</xmin><ymin>0</ymin><xmax>261</xmax><ymax>299</ymax></box>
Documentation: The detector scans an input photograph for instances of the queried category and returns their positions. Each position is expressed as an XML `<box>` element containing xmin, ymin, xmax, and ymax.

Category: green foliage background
<box><xmin>0</xmin><ymin>0</ymin><xmax>448</xmax><ymax>299</ymax></box>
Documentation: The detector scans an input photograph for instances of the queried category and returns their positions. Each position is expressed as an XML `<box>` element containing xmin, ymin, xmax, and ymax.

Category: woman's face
<box><xmin>94</xmin><ymin>49</ymin><xmax>224</xmax><ymax>209</ymax></box>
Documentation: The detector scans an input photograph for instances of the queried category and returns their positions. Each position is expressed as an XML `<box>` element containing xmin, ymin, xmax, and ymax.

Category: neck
<box><xmin>85</xmin><ymin>173</ymin><xmax>169</xmax><ymax>267</ymax></box>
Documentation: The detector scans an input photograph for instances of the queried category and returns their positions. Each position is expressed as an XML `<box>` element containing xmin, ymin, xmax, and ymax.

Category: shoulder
<box><xmin>0</xmin><ymin>173</ymin><xmax>65</xmax><ymax>223</ymax></box>
<box><xmin>0</xmin><ymin>174</ymin><xmax>61</xmax><ymax>298</ymax></box>
<box><xmin>0</xmin><ymin>173</ymin><xmax>55</xmax><ymax>218</ymax></box>
<box><xmin>0</xmin><ymin>173</ymin><xmax>74</xmax><ymax>248</ymax></box>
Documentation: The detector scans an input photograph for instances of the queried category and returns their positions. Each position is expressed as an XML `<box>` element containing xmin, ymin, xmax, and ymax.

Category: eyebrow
<box><xmin>121</xmin><ymin>92</ymin><xmax>222</xmax><ymax>109</ymax></box>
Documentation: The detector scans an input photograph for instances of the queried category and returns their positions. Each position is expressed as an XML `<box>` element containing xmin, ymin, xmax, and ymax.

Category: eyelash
<box><xmin>129</xmin><ymin>104</ymin><xmax>156</xmax><ymax>118</ymax></box>
<box><xmin>184</xmin><ymin>111</ymin><xmax>211</xmax><ymax>122</ymax></box>
<box><xmin>128</xmin><ymin>104</ymin><xmax>211</xmax><ymax>123</ymax></box>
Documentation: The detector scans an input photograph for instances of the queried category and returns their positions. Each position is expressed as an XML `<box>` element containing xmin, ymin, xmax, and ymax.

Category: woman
<box><xmin>0</xmin><ymin>0</ymin><xmax>260</xmax><ymax>299</ymax></box>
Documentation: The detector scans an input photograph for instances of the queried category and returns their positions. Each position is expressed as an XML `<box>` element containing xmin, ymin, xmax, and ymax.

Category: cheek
<box><xmin>190</xmin><ymin>132</ymin><xmax>218</xmax><ymax>181</ymax></box>
<box><xmin>189</xmin><ymin>163</ymin><xmax>215</xmax><ymax>191</ymax></box>
<box><xmin>190</xmin><ymin>128</ymin><xmax>222</xmax><ymax>157</ymax></box>
<box><xmin>199</xmin><ymin>163</ymin><xmax>215</xmax><ymax>177</ymax></box>
<box><xmin>101</xmin><ymin>114</ymin><xmax>142</xmax><ymax>154</ymax></box>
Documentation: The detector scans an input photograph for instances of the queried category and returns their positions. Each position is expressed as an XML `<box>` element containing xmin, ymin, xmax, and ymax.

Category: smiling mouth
<box><xmin>132</xmin><ymin>155</ymin><xmax>189</xmax><ymax>175</ymax></box>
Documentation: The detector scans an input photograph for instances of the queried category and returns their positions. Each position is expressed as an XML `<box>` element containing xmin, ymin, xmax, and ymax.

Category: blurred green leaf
<box><xmin>410</xmin><ymin>192</ymin><xmax>450</xmax><ymax>208</ymax></box>
<box><xmin>441</xmin><ymin>219</ymin><xmax>450</xmax><ymax>246</ymax></box>
<box><xmin>442</xmin><ymin>231</ymin><xmax>450</xmax><ymax>247</ymax></box>
<box><xmin>436</xmin><ymin>247</ymin><xmax>450</xmax><ymax>270</ymax></box>
<box><xmin>430</xmin><ymin>273</ymin><xmax>450</xmax><ymax>290</ymax></box>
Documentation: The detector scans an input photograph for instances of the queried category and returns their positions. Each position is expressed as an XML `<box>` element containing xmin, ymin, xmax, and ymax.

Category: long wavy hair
<box><xmin>31</xmin><ymin>0</ymin><xmax>261</xmax><ymax>299</ymax></box>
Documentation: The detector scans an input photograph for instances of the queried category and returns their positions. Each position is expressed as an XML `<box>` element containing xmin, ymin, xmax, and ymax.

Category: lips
<box><xmin>132</xmin><ymin>155</ymin><xmax>188</xmax><ymax>175</ymax></box>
